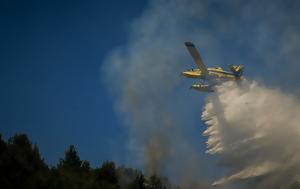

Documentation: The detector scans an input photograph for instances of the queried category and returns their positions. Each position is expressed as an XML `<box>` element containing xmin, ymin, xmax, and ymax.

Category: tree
<box><xmin>147</xmin><ymin>175</ymin><xmax>166</xmax><ymax>189</ymax></box>
<box><xmin>0</xmin><ymin>134</ymin><xmax>6</xmax><ymax>154</ymax></box>
<box><xmin>81</xmin><ymin>160</ymin><xmax>91</xmax><ymax>171</ymax></box>
<box><xmin>126</xmin><ymin>174</ymin><xmax>146</xmax><ymax>189</ymax></box>
<box><xmin>95</xmin><ymin>161</ymin><xmax>119</xmax><ymax>187</ymax></box>
<box><xmin>1</xmin><ymin>134</ymin><xmax>49</xmax><ymax>189</ymax></box>
<box><xmin>0</xmin><ymin>134</ymin><xmax>9</xmax><ymax>188</ymax></box>
<box><xmin>58</xmin><ymin>145</ymin><xmax>82</xmax><ymax>170</ymax></box>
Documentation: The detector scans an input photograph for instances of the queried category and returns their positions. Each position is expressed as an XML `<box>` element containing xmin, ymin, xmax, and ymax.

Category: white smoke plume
<box><xmin>103</xmin><ymin>0</ymin><xmax>211</xmax><ymax>188</ymax></box>
<box><xmin>202</xmin><ymin>80</ymin><xmax>300</xmax><ymax>188</ymax></box>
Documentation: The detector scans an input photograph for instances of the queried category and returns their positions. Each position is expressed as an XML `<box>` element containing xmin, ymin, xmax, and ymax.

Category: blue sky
<box><xmin>0</xmin><ymin>0</ymin><xmax>148</xmax><ymax>166</ymax></box>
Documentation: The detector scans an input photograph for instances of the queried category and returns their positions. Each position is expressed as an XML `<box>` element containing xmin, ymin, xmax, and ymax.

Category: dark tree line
<box><xmin>0</xmin><ymin>134</ymin><xmax>175</xmax><ymax>189</ymax></box>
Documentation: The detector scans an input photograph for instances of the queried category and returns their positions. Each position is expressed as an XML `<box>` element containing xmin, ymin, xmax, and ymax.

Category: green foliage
<box><xmin>147</xmin><ymin>175</ymin><xmax>166</xmax><ymax>189</ymax></box>
<box><xmin>126</xmin><ymin>174</ymin><xmax>146</xmax><ymax>189</ymax></box>
<box><xmin>58</xmin><ymin>145</ymin><xmax>82</xmax><ymax>170</ymax></box>
<box><xmin>0</xmin><ymin>133</ymin><xmax>174</xmax><ymax>189</ymax></box>
<box><xmin>95</xmin><ymin>161</ymin><xmax>118</xmax><ymax>185</ymax></box>
<box><xmin>0</xmin><ymin>134</ymin><xmax>49</xmax><ymax>189</ymax></box>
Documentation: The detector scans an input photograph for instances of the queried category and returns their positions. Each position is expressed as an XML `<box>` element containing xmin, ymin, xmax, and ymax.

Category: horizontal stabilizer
<box><xmin>228</xmin><ymin>64</ymin><xmax>244</xmax><ymax>77</ymax></box>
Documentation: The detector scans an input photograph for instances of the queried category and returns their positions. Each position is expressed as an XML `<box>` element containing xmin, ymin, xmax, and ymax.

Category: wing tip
<box><xmin>185</xmin><ymin>41</ymin><xmax>195</xmax><ymax>47</ymax></box>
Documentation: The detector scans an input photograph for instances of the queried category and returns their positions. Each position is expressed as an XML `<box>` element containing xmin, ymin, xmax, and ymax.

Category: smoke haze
<box><xmin>103</xmin><ymin>0</ymin><xmax>300</xmax><ymax>188</ymax></box>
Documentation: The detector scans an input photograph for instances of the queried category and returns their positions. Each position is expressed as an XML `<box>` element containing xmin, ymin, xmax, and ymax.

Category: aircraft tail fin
<box><xmin>228</xmin><ymin>64</ymin><xmax>244</xmax><ymax>77</ymax></box>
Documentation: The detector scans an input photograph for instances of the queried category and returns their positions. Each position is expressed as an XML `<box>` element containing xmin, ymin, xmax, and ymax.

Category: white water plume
<box><xmin>202</xmin><ymin>80</ymin><xmax>300</xmax><ymax>188</ymax></box>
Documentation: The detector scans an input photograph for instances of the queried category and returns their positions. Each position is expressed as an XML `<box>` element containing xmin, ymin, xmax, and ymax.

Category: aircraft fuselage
<box><xmin>182</xmin><ymin>67</ymin><xmax>242</xmax><ymax>81</ymax></box>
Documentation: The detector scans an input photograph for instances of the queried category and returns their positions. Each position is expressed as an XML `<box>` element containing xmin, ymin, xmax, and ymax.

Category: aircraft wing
<box><xmin>185</xmin><ymin>42</ymin><xmax>208</xmax><ymax>77</ymax></box>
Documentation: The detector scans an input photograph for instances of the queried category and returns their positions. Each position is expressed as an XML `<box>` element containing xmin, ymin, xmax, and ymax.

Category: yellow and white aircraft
<box><xmin>182</xmin><ymin>42</ymin><xmax>244</xmax><ymax>92</ymax></box>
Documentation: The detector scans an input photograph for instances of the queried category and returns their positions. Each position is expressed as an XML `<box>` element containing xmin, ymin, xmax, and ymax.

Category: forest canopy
<box><xmin>0</xmin><ymin>134</ymin><xmax>177</xmax><ymax>189</ymax></box>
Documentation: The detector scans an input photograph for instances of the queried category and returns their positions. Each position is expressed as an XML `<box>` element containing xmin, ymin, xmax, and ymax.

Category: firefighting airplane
<box><xmin>182</xmin><ymin>42</ymin><xmax>244</xmax><ymax>92</ymax></box>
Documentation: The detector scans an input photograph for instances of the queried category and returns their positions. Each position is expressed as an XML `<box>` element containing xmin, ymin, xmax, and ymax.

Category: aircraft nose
<box><xmin>181</xmin><ymin>71</ymin><xmax>189</xmax><ymax>76</ymax></box>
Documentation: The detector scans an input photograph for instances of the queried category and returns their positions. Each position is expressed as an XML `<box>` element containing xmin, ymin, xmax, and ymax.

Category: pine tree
<box><xmin>58</xmin><ymin>145</ymin><xmax>82</xmax><ymax>170</ymax></box>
